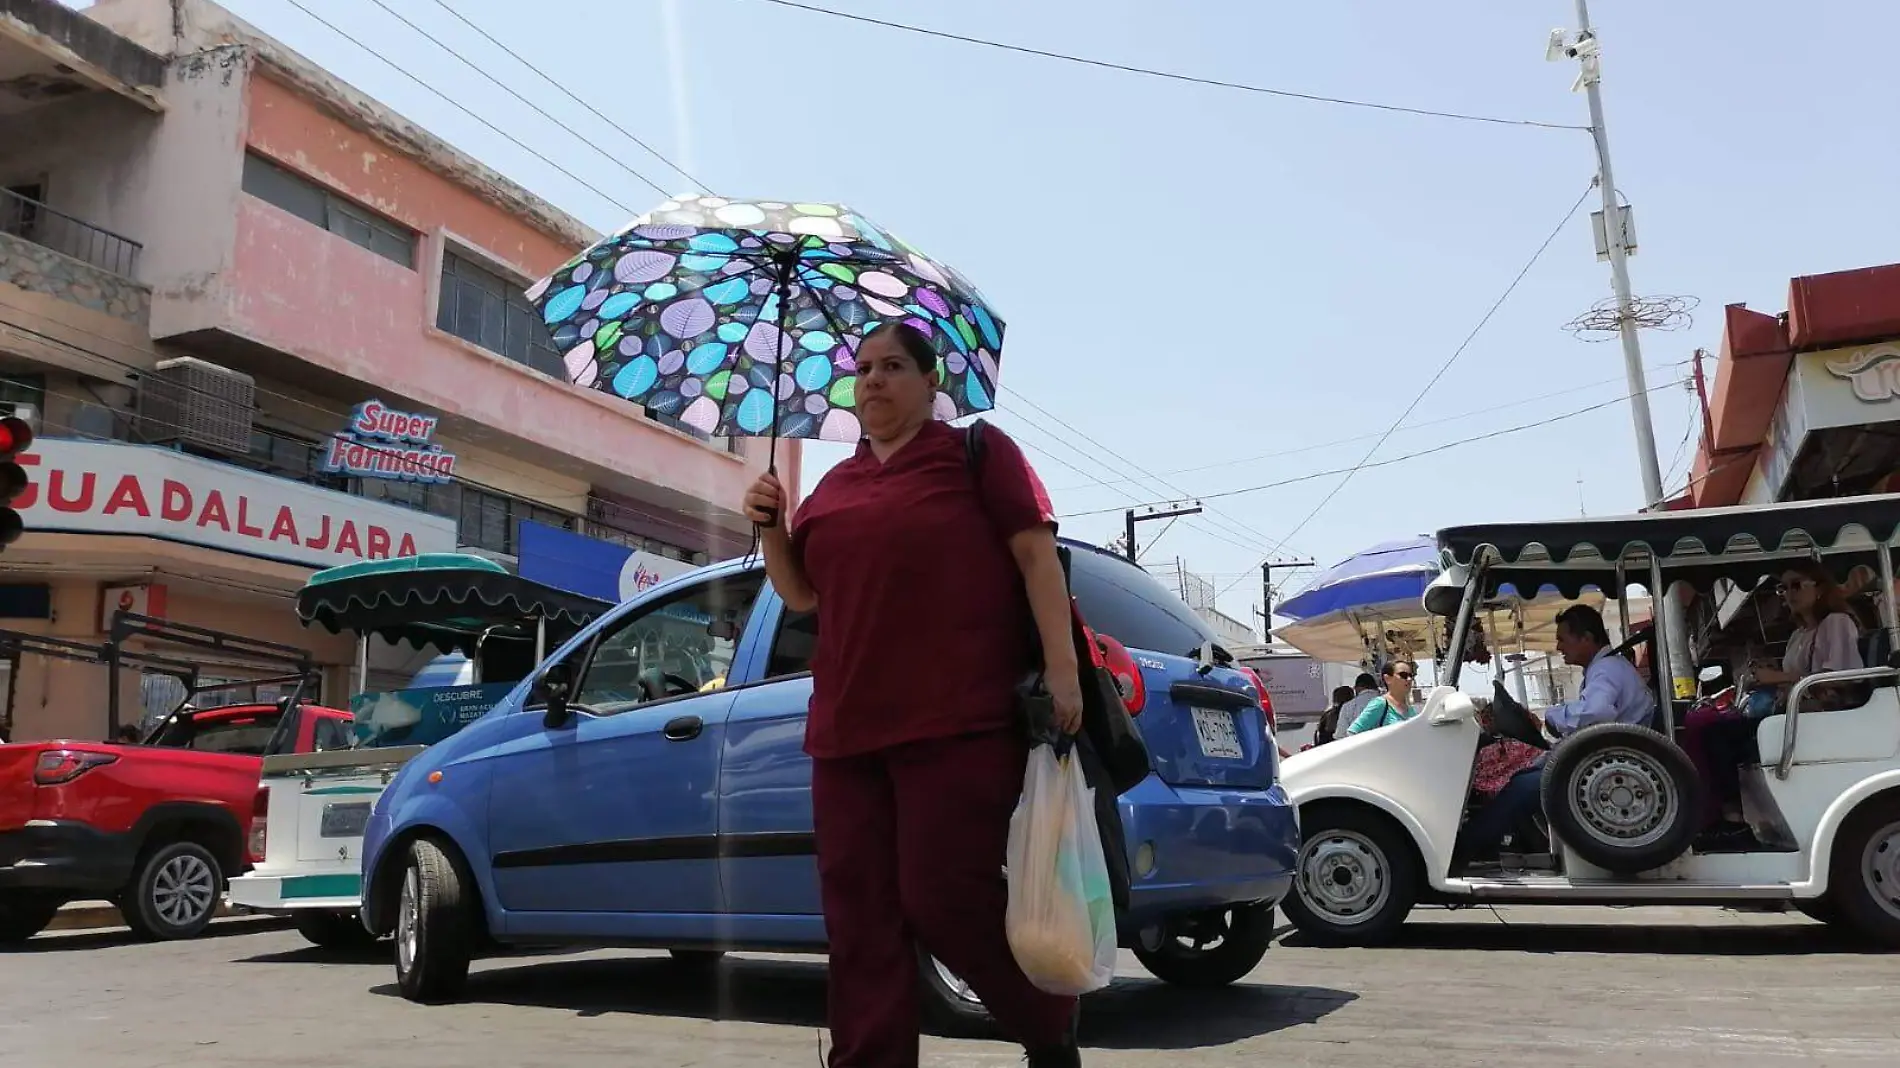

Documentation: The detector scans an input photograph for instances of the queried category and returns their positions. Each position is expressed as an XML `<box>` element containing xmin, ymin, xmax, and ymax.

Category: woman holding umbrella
<box><xmin>745</xmin><ymin>322</ymin><xmax>1086</xmax><ymax>1068</ymax></box>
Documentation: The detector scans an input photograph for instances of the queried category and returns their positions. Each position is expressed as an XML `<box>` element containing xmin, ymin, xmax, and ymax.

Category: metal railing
<box><xmin>1775</xmin><ymin>665</ymin><xmax>1900</xmax><ymax>778</ymax></box>
<box><xmin>0</xmin><ymin>186</ymin><xmax>143</xmax><ymax>278</ymax></box>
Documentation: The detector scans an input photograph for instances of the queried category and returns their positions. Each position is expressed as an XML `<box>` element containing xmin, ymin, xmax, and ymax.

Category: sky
<box><xmin>69</xmin><ymin>0</ymin><xmax>1900</xmax><ymax>629</ymax></box>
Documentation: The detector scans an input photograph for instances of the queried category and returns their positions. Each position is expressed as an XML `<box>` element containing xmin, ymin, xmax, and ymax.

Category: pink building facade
<box><xmin>0</xmin><ymin>0</ymin><xmax>792</xmax><ymax>740</ymax></box>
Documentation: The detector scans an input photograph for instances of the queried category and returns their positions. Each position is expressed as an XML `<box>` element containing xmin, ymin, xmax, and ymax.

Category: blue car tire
<box><xmin>1130</xmin><ymin>901</ymin><xmax>1274</xmax><ymax>987</ymax></box>
<box><xmin>395</xmin><ymin>839</ymin><xmax>476</xmax><ymax>1002</ymax></box>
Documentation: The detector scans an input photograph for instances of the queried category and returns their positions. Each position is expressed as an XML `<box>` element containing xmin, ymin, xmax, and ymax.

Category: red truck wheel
<box><xmin>121</xmin><ymin>841</ymin><xmax>223</xmax><ymax>941</ymax></box>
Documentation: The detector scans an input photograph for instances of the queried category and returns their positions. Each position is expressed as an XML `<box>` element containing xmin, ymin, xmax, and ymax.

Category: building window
<box><xmin>245</xmin><ymin>428</ymin><xmax>337</xmax><ymax>486</ymax></box>
<box><xmin>437</xmin><ymin>251</ymin><xmax>563</xmax><ymax>378</ymax></box>
<box><xmin>457</xmin><ymin>487</ymin><xmax>573</xmax><ymax>556</ymax></box>
<box><xmin>356</xmin><ymin>476</ymin><xmax>461</xmax><ymax>522</ymax></box>
<box><xmin>241</xmin><ymin>153</ymin><xmax>416</xmax><ymax>269</ymax></box>
<box><xmin>0</xmin><ymin>372</ymin><xmax>45</xmax><ymax>415</ymax></box>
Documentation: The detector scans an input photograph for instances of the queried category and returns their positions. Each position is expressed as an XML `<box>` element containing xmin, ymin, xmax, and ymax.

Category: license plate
<box><xmin>320</xmin><ymin>802</ymin><xmax>371</xmax><ymax>838</ymax></box>
<box><xmin>1192</xmin><ymin>707</ymin><xmax>1244</xmax><ymax>759</ymax></box>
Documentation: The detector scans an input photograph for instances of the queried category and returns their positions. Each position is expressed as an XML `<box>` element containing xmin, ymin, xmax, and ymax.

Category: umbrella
<box><xmin>1271</xmin><ymin>535</ymin><xmax>1609</xmax><ymax>666</ymax></box>
<box><xmin>1276</xmin><ymin>535</ymin><xmax>1438</xmax><ymax>624</ymax></box>
<box><xmin>526</xmin><ymin>196</ymin><xmax>1004</xmax><ymax>471</ymax></box>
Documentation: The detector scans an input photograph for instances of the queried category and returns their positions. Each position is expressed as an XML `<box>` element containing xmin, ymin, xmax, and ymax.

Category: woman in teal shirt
<box><xmin>1345</xmin><ymin>659</ymin><xmax>1417</xmax><ymax>735</ymax></box>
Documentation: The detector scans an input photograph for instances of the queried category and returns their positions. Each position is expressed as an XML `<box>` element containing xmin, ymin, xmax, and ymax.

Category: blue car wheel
<box><xmin>1130</xmin><ymin>901</ymin><xmax>1275</xmax><ymax>987</ymax></box>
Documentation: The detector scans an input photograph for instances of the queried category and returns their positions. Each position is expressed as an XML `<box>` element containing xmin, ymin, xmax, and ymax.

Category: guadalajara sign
<box><xmin>11</xmin><ymin>439</ymin><xmax>457</xmax><ymax>569</ymax></box>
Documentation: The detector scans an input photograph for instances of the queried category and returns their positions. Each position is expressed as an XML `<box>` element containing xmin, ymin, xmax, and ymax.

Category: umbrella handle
<box><xmin>755</xmin><ymin>456</ymin><xmax>781</xmax><ymax>529</ymax></box>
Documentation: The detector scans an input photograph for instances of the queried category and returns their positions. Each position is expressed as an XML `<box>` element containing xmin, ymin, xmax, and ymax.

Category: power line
<box><xmin>275</xmin><ymin>0</ymin><xmax>1272</xmax><ymax>558</ymax></box>
<box><xmin>997</xmin><ymin>416</ymin><xmax>1263</xmax><ymax>556</ymax></box>
<box><xmin>749</xmin><ymin>0</ymin><xmax>1589</xmax><ymax>132</ymax></box>
<box><xmin>1065</xmin><ymin>375</ymin><xmax>1686</xmax><ymax>520</ymax></box>
<box><xmin>999</xmin><ymin>392</ymin><xmax>1300</xmax><ymax>559</ymax></box>
<box><xmin>1043</xmin><ymin>360</ymin><xmax>1688</xmax><ymax>493</ymax></box>
<box><xmin>274</xmin><ymin>0</ymin><xmax>652</xmax><ymax>212</ymax></box>
<box><xmin>1216</xmin><ymin>180</ymin><xmax>1599</xmax><ymax>597</ymax></box>
<box><xmin>423</xmin><ymin>0</ymin><xmax>714</xmax><ymax>192</ymax></box>
<box><xmin>0</xmin><ymin>307</ymin><xmax>724</xmax><ymax>545</ymax></box>
<box><xmin>354</xmin><ymin>0</ymin><xmax>679</xmax><ymax>199</ymax></box>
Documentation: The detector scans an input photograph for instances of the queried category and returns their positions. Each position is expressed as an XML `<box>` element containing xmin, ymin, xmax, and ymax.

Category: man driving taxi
<box><xmin>1456</xmin><ymin>604</ymin><xmax>1656</xmax><ymax>864</ymax></box>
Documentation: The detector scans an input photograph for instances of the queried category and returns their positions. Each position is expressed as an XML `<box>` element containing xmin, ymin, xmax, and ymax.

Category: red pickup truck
<box><xmin>0</xmin><ymin>699</ymin><xmax>351</xmax><ymax>944</ymax></box>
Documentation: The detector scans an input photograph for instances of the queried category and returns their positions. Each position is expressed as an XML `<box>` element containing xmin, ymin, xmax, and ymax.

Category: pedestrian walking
<box><xmin>743</xmin><ymin>321</ymin><xmax>1085</xmax><ymax>1068</ymax></box>
<box><xmin>1337</xmin><ymin>672</ymin><xmax>1378</xmax><ymax>732</ymax></box>
<box><xmin>1313</xmin><ymin>685</ymin><xmax>1353</xmax><ymax>746</ymax></box>
<box><xmin>1345</xmin><ymin>663</ymin><xmax>1416</xmax><ymax>736</ymax></box>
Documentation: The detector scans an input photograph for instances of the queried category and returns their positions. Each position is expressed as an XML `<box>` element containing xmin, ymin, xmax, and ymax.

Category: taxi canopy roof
<box><xmin>297</xmin><ymin>553</ymin><xmax>612</xmax><ymax>654</ymax></box>
<box><xmin>1432</xmin><ymin>493</ymin><xmax>1900</xmax><ymax>606</ymax></box>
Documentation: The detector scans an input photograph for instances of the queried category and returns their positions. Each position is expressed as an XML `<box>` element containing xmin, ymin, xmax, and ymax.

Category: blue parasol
<box><xmin>1276</xmin><ymin>536</ymin><xmax>1438</xmax><ymax>622</ymax></box>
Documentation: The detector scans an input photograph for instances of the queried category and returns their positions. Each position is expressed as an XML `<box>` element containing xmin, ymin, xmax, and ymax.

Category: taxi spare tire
<box><xmin>1540</xmin><ymin>722</ymin><xmax>1700</xmax><ymax>876</ymax></box>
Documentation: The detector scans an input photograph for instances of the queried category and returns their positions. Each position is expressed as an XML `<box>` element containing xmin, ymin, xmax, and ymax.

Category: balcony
<box><xmin>0</xmin><ymin>186</ymin><xmax>148</xmax><ymax>321</ymax></box>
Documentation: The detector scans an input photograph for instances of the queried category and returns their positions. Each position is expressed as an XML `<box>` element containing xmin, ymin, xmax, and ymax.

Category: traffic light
<box><xmin>0</xmin><ymin>414</ymin><xmax>34</xmax><ymax>551</ymax></box>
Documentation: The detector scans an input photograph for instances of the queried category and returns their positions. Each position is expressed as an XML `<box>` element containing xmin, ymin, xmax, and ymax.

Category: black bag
<box><xmin>966</xmin><ymin>421</ymin><xmax>1143</xmax><ymax>909</ymax></box>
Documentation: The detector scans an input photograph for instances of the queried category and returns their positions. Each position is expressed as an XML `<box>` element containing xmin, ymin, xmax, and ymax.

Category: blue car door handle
<box><xmin>663</xmin><ymin>714</ymin><xmax>704</xmax><ymax>742</ymax></box>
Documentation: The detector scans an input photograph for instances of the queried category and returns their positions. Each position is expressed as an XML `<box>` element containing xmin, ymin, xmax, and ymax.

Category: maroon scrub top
<box><xmin>791</xmin><ymin>419</ymin><xmax>1055</xmax><ymax>759</ymax></box>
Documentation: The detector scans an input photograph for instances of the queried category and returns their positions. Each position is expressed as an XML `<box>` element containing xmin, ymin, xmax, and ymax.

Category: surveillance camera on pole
<box><xmin>1549</xmin><ymin>0</ymin><xmax>1697</xmax><ymax>702</ymax></box>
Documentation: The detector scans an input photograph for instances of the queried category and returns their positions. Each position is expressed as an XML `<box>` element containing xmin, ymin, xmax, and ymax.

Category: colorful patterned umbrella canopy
<box><xmin>526</xmin><ymin>196</ymin><xmax>1004</xmax><ymax>453</ymax></box>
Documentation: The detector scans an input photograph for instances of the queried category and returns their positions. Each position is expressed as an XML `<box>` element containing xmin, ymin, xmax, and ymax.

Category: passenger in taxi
<box><xmin>1694</xmin><ymin>561</ymin><xmax>1864</xmax><ymax>842</ymax></box>
<box><xmin>1455</xmin><ymin>605</ymin><xmax>1656</xmax><ymax>865</ymax></box>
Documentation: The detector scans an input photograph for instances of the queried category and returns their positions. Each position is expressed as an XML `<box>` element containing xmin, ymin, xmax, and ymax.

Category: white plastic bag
<box><xmin>1004</xmin><ymin>744</ymin><xmax>1117</xmax><ymax>996</ymax></box>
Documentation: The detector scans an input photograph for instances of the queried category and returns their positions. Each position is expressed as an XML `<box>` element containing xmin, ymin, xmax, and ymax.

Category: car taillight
<box><xmin>1091</xmin><ymin>632</ymin><xmax>1146</xmax><ymax>715</ymax></box>
<box><xmin>33</xmin><ymin>749</ymin><xmax>119</xmax><ymax>785</ymax></box>
<box><xmin>248</xmin><ymin>786</ymin><xmax>269</xmax><ymax>863</ymax></box>
<box><xmin>1238</xmin><ymin>667</ymin><xmax>1277</xmax><ymax>729</ymax></box>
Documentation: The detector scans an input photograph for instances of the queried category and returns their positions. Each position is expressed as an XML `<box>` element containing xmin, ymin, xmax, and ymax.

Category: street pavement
<box><xmin>2</xmin><ymin>908</ymin><xmax>1895</xmax><ymax>1067</ymax></box>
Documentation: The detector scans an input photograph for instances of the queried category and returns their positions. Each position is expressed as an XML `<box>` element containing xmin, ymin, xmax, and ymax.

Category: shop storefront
<box><xmin>1741</xmin><ymin>341</ymin><xmax>1900</xmax><ymax>507</ymax></box>
<box><xmin>516</xmin><ymin>520</ymin><xmax>699</xmax><ymax>603</ymax></box>
<box><xmin>1</xmin><ymin>437</ymin><xmax>457</xmax><ymax>740</ymax></box>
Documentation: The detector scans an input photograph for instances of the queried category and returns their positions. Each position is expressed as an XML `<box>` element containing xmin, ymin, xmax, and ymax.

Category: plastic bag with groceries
<box><xmin>1004</xmin><ymin>742</ymin><xmax>1117</xmax><ymax>996</ymax></box>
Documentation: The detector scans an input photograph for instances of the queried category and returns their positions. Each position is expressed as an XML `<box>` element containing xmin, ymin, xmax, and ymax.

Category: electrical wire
<box><xmin>995</xmin><ymin>416</ymin><xmax>1263</xmax><ymax>556</ymax></box>
<box><xmin>1216</xmin><ymin>180</ymin><xmax>1599</xmax><ymax>597</ymax></box>
<box><xmin>1061</xmin><ymin>376</ymin><xmax>1687</xmax><ymax>519</ymax></box>
<box><xmin>273</xmin><ymin>0</ymin><xmax>656</xmax><ymax>210</ymax></box>
<box><xmin>424</xmin><ymin>0</ymin><xmax>713</xmax><ymax>195</ymax></box>
<box><xmin>0</xmin><ymin>309</ymin><xmax>723</xmax><ymax>545</ymax></box>
<box><xmin>1043</xmin><ymin>360</ymin><xmax>1689</xmax><ymax>493</ymax></box>
<box><xmin>748</xmin><ymin>0</ymin><xmax>1590</xmax><ymax>132</ymax></box>
<box><xmin>998</xmin><ymin>392</ymin><xmax>1305</xmax><ymax>562</ymax></box>
<box><xmin>279</xmin><ymin>0</ymin><xmax>1269</xmax><ymax>561</ymax></box>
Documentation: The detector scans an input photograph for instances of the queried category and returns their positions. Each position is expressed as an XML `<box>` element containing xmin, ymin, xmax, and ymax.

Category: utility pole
<box><xmin>1555</xmin><ymin>0</ymin><xmax>1695</xmax><ymax>701</ymax></box>
<box><xmin>1260</xmin><ymin>558</ymin><xmax>1315</xmax><ymax>628</ymax></box>
<box><xmin>1121</xmin><ymin>503</ymin><xmax>1202</xmax><ymax>563</ymax></box>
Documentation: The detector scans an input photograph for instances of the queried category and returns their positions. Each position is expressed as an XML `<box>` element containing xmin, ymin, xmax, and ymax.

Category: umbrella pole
<box><xmin>756</xmin><ymin>252</ymin><xmax>795</xmax><ymax>529</ymax></box>
<box><xmin>767</xmin><ymin>252</ymin><xmax>795</xmax><ymax>478</ymax></box>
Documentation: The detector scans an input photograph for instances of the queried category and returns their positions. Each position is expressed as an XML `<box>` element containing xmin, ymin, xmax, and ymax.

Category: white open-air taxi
<box><xmin>1279</xmin><ymin>494</ymin><xmax>1900</xmax><ymax>948</ymax></box>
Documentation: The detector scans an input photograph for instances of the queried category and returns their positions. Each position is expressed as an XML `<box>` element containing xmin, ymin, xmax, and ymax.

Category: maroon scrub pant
<box><xmin>812</xmin><ymin>727</ymin><xmax>1077</xmax><ymax>1067</ymax></box>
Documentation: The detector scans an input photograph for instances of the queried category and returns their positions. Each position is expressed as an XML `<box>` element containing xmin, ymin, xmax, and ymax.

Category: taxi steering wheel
<box><xmin>1488</xmin><ymin>679</ymin><xmax>1552</xmax><ymax>751</ymax></box>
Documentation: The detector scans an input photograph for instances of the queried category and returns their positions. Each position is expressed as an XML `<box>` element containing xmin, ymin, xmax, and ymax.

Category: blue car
<box><xmin>359</xmin><ymin>540</ymin><xmax>1298</xmax><ymax>1025</ymax></box>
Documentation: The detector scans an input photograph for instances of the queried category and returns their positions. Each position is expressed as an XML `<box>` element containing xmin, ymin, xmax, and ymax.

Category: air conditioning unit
<box><xmin>137</xmin><ymin>357</ymin><xmax>256</xmax><ymax>454</ymax></box>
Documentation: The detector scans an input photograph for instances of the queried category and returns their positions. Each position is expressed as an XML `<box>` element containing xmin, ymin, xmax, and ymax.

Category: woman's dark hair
<box><xmin>1781</xmin><ymin>559</ymin><xmax>1850</xmax><ymax>626</ymax></box>
<box><xmin>1330</xmin><ymin>685</ymin><xmax>1355</xmax><ymax>706</ymax></box>
<box><xmin>863</xmin><ymin>321</ymin><xmax>937</xmax><ymax>375</ymax></box>
<box><xmin>1555</xmin><ymin>604</ymin><xmax>1612</xmax><ymax>648</ymax></box>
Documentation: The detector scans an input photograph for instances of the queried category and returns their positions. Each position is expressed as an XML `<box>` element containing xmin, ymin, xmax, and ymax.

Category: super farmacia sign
<box><xmin>320</xmin><ymin>400</ymin><xmax>458</xmax><ymax>483</ymax></box>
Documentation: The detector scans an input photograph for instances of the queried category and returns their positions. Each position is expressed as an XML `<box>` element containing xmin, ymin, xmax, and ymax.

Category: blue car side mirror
<box><xmin>538</xmin><ymin>661</ymin><xmax>575</xmax><ymax>730</ymax></box>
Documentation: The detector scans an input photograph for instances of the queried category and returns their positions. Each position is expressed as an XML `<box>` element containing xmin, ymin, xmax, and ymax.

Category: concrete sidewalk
<box><xmin>48</xmin><ymin>900</ymin><xmax>242</xmax><ymax>933</ymax></box>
